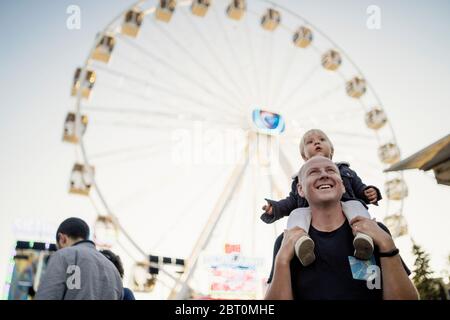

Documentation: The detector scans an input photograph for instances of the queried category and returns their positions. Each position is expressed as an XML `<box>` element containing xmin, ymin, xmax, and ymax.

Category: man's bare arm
<box><xmin>350</xmin><ymin>217</ymin><xmax>419</xmax><ymax>300</ymax></box>
<box><xmin>264</xmin><ymin>227</ymin><xmax>306</xmax><ymax>300</ymax></box>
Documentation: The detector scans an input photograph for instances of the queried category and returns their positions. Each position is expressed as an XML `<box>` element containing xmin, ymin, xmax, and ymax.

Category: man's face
<box><xmin>298</xmin><ymin>156</ymin><xmax>345</xmax><ymax>206</ymax></box>
<box><xmin>302</xmin><ymin>132</ymin><xmax>332</xmax><ymax>160</ymax></box>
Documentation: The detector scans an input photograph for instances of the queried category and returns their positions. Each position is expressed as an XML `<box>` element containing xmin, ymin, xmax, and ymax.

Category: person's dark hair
<box><xmin>56</xmin><ymin>217</ymin><xmax>90</xmax><ymax>242</ymax></box>
<box><xmin>100</xmin><ymin>249</ymin><xmax>124</xmax><ymax>278</ymax></box>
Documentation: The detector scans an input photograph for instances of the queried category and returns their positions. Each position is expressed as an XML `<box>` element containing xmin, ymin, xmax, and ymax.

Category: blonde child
<box><xmin>261</xmin><ymin>129</ymin><xmax>381</xmax><ymax>265</ymax></box>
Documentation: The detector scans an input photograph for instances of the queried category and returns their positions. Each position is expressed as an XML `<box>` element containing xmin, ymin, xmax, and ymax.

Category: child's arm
<box><xmin>349</xmin><ymin>168</ymin><xmax>382</xmax><ymax>205</ymax></box>
<box><xmin>260</xmin><ymin>179</ymin><xmax>306</xmax><ymax>224</ymax></box>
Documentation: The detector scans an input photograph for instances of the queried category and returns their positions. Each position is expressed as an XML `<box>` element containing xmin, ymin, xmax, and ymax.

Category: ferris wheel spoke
<box><xmin>92</xmin><ymin>82</ymin><xmax>185</xmax><ymax>111</ymax></box>
<box><xmin>179</xmin><ymin>9</ymin><xmax>250</xmax><ymax>108</ymax></box>
<box><xmin>83</xmin><ymin>72</ymin><xmax>242</xmax><ymax>121</ymax></box>
<box><xmin>83</xmin><ymin>105</ymin><xmax>245</xmax><ymax>128</ymax></box>
<box><xmin>93</xmin><ymin>64</ymin><xmax>239</xmax><ymax>120</ymax></box>
<box><xmin>246</xmin><ymin>10</ymin><xmax>267</xmax><ymax>107</ymax></box>
<box><xmin>87</xmin><ymin>193</ymin><xmax>104</xmax><ymax>217</ymax></box>
<box><xmin>269</xmin><ymin>173</ymin><xmax>287</xmax><ymax>241</ymax></box>
<box><xmin>169</xmin><ymin>139</ymin><xmax>251</xmax><ymax>299</ymax></box>
<box><xmin>278</xmin><ymin>144</ymin><xmax>297</xmax><ymax>177</ymax></box>
<box><xmin>93</xmin><ymin>116</ymin><xmax>247</xmax><ymax>138</ymax></box>
<box><xmin>88</xmin><ymin>141</ymin><xmax>170</xmax><ymax>161</ymax></box>
<box><xmin>286</xmin><ymin>113</ymin><xmax>363</xmax><ymax>130</ymax></box>
<box><xmin>150</xmin><ymin>19</ymin><xmax>246</xmax><ymax>113</ymax></box>
<box><xmin>94</xmin><ymin>63</ymin><xmax>193</xmax><ymax>100</ymax></box>
<box><xmin>115</xmin><ymin>238</ymin><xmax>145</xmax><ymax>269</ymax></box>
<box><xmin>211</xmin><ymin>5</ymin><xmax>256</xmax><ymax>106</ymax></box>
<box><xmin>93</xmin><ymin>119</ymin><xmax>189</xmax><ymax>132</ymax></box>
<box><xmin>331</xmin><ymin>140</ymin><xmax>378</xmax><ymax>150</ymax></box>
<box><xmin>282</xmin><ymin>129</ymin><xmax>375</xmax><ymax>143</ymax></box>
<box><xmin>117</xmin><ymin>35</ymin><xmax>244</xmax><ymax>116</ymax></box>
<box><xmin>286</xmin><ymin>82</ymin><xmax>344</xmax><ymax>117</ymax></box>
<box><xmin>90</xmin><ymin>143</ymin><xmax>172</xmax><ymax>167</ymax></box>
<box><xmin>291</xmin><ymin>105</ymin><xmax>362</xmax><ymax>119</ymax></box>
<box><xmin>256</xmin><ymin>26</ymin><xmax>270</xmax><ymax>109</ymax></box>
<box><xmin>281</xmin><ymin>134</ymin><xmax>375</xmax><ymax>153</ymax></box>
<box><xmin>150</xmin><ymin>169</ymin><xmax>227</xmax><ymax>252</ymax></box>
<box><xmin>330</xmin><ymin>149</ymin><xmax>382</xmax><ymax>169</ymax></box>
<box><xmin>224</xmin><ymin>174</ymin><xmax>247</xmax><ymax>247</ymax></box>
<box><xmin>112</xmin><ymin>39</ymin><xmax>203</xmax><ymax>96</ymax></box>
<box><xmin>277</xmin><ymin>64</ymin><xmax>321</xmax><ymax>112</ymax></box>
<box><xmin>269</xmin><ymin>45</ymin><xmax>297</xmax><ymax>112</ymax></box>
<box><xmin>264</xmin><ymin>33</ymin><xmax>274</xmax><ymax>108</ymax></box>
<box><xmin>325</xmin><ymin>130</ymin><xmax>375</xmax><ymax>140</ymax></box>
<box><xmin>90</xmin><ymin>79</ymin><xmax>243</xmax><ymax>126</ymax></box>
<box><xmin>244</xmin><ymin>17</ymin><xmax>262</xmax><ymax>105</ymax></box>
<box><xmin>251</xmin><ymin>166</ymin><xmax>260</xmax><ymax>256</ymax></box>
<box><xmin>94</xmin><ymin>63</ymin><xmax>148</xmax><ymax>86</ymax></box>
<box><xmin>85</xmin><ymin>105</ymin><xmax>186</xmax><ymax>118</ymax></box>
<box><xmin>110</xmin><ymin>52</ymin><xmax>237</xmax><ymax>116</ymax></box>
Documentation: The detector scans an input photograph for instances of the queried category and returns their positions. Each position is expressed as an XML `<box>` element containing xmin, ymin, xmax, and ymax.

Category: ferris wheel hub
<box><xmin>251</xmin><ymin>109</ymin><xmax>285</xmax><ymax>136</ymax></box>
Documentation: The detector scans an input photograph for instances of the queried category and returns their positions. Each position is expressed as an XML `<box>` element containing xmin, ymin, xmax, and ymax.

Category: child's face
<box><xmin>302</xmin><ymin>132</ymin><xmax>332</xmax><ymax>160</ymax></box>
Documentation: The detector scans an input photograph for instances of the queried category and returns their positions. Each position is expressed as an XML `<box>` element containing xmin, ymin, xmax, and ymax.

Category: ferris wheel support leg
<box><xmin>268</xmin><ymin>172</ymin><xmax>285</xmax><ymax>239</ymax></box>
<box><xmin>268</xmin><ymin>168</ymin><xmax>285</xmax><ymax>200</ymax></box>
<box><xmin>169</xmin><ymin>137</ymin><xmax>251</xmax><ymax>300</ymax></box>
<box><xmin>279</xmin><ymin>147</ymin><xmax>296</xmax><ymax>181</ymax></box>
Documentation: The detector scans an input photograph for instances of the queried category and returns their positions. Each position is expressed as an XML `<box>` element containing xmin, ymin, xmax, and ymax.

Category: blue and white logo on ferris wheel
<box><xmin>251</xmin><ymin>109</ymin><xmax>286</xmax><ymax>135</ymax></box>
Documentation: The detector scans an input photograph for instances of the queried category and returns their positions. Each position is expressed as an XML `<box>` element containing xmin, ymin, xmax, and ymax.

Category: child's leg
<box><xmin>341</xmin><ymin>200</ymin><xmax>374</xmax><ymax>260</ymax></box>
<box><xmin>286</xmin><ymin>208</ymin><xmax>315</xmax><ymax>267</ymax></box>
<box><xmin>286</xmin><ymin>207</ymin><xmax>312</xmax><ymax>232</ymax></box>
<box><xmin>341</xmin><ymin>200</ymin><xmax>371</xmax><ymax>222</ymax></box>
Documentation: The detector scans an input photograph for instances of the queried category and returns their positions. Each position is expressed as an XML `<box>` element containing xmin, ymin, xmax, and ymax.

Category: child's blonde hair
<box><xmin>299</xmin><ymin>129</ymin><xmax>334</xmax><ymax>160</ymax></box>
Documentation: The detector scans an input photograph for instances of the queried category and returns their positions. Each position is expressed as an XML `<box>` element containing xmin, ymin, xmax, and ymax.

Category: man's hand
<box><xmin>262</xmin><ymin>201</ymin><xmax>273</xmax><ymax>215</ymax></box>
<box><xmin>265</xmin><ymin>227</ymin><xmax>305</xmax><ymax>300</ymax></box>
<box><xmin>276</xmin><ymin>227</ymin><xmax>307</xmax><ymax>265</ymax></box>
<box><xmin>350</xmin><ymin>216</ymin><xmax>395</xmax><ymax>252</ymax></box>
<box><xmin>364</xmin><ymin>187</ymin><xmax>378</xmax><ymax>204</ymax></box>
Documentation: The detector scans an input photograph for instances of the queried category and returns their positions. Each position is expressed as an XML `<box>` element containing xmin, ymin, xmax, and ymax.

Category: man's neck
<box><xmin>310</xmin><ymin>201</ymin><xmax>346</xmax><ymax>232</ymax></box>
<box><xmin>67</xmin><ymin>238</ymin><xmax>87</xmax><ymax>247</ymax></box>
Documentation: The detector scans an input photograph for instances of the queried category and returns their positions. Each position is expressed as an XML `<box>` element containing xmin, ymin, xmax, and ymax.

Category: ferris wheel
<box><xmin>63</xmin><ymin>0</ymin><xmax>409</xmax><ymax>299</ymax></box>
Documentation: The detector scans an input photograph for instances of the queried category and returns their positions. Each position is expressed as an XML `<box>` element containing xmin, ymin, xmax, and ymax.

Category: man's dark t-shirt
<box><xmin>267</xmin><ymin>222</ymin><xmax>410</xmax><ymax>300</ymax></box>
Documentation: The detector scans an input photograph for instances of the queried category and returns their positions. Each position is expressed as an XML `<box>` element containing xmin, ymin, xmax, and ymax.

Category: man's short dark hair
<box><xmin>56</xmin><ymin>217</ymin><xmax>90</xmax><ymax>242</ymax></box>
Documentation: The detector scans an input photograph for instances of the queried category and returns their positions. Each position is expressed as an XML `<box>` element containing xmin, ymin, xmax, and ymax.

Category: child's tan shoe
<box><xmin>294</xmin><ymin>235</ymin><xmax>316</xmax><ymax>266</ymax></box>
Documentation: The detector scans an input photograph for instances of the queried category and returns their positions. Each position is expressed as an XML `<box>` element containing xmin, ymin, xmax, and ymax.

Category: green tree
<box><xmin>412</xmin><ymin>243</ymin><xmax>447</xmax><ymax>300</ymax></box>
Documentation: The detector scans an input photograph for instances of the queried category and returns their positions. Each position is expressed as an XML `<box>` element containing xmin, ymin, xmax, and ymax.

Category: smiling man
<box><xmin>264</xmin><ymin>156</ymin><xmax>419</xmax><ymax>300</ymax></box>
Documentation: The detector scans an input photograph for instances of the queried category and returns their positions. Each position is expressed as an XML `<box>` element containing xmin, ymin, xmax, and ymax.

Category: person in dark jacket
<box><xmin>100</xmin><ymin>250</ymin><xmax>136</xmax><ymax>300</ymax></box>
<box><xmin>261</xmin><ymin>129</ymin><xmax>382</xmax><ymax>266</ymax></box>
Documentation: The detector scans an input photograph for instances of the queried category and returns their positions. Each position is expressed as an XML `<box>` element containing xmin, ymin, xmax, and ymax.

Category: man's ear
<box><xmin>297</xmin><ymin>183</ymin><xmax>305</xmax><ymax>197</ymax></box>
<box><xmin>57</xmin><ymin>233</ymin><xmax>66</xmax><ymax>247</ymax></box>
<box><xmin>339</xmin><ymin>180</ymin><xmax>346</xmax><ymax>196</ymax></box>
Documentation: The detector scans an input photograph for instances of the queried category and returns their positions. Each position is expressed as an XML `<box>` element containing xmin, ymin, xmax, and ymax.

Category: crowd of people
<box><xmin>34</xmin><ymin>129</ymin><xmax>419</xmax><ymax>300</ymax></box>
<box><xmin>35</xmin><ymin>217</ymin><xmax>134</xmax><ymax>300</ymax></box>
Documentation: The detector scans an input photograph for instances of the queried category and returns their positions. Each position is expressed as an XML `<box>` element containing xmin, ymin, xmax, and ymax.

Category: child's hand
<box><xmin>262</xmin><ymin>202</ymin><xmax>273</xmax><ymax>215</ymax></box>
<box><xmin>364</xmin><ymin>187</ymin><xmax>378</xmax><ymax>204</ymax></box>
